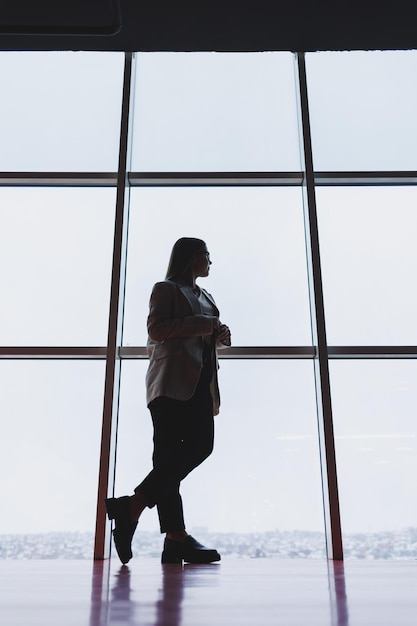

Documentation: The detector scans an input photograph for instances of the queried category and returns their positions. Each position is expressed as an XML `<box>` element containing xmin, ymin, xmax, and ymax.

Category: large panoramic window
<box><xmin>1</xmin><ymin>49</ymin><xmax>416</xmax><ymax>561</ymax></box>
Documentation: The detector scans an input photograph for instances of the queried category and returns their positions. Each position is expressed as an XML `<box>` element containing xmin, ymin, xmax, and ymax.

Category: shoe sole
<box><xmin>161</xmin><ymin>551</ymin><xmax>221</xmax><ymax>565</ymax></box>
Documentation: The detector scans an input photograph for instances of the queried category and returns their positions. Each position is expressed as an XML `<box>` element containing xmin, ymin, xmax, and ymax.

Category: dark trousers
<box><xmin>135</xmin><ymin>366</ymin><xmax>214</xmax><ymax>533</ymax></box>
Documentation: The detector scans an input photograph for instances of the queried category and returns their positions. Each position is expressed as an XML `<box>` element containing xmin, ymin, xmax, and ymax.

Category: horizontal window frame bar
<box><xmin>0</xmin><ymin>347</ymin><xmax>108</xmax><ymax>359</ymax></box>
<box><xmin>120</xmin><ymin>346</ymin><xmax>316</xmax><ymax>359</ymax></box>
<box><xmin>2</xmin><ymin>171</ymin><xmax>417</xmax><ymax>187</ymax></box>
<box><xmin>0</xmin><ymin>173</ymin><xmax>118</xmax><ymax>187</ymax></box>
<box><xmin>327</xmin><ymin>346</ymin><xmax>417</xmax><ymax>358</ymax></box>
<box><xmin>315</xmin><ymin>172</ymin><xmax>417</xmax><ymax>186</ymax></box>
<box><xmin>128</xmin><ymin>172</ymin><xmax>304</xmax><ymax>186</ymax></box>
<box><xmin>2</xmin><ymin>346</ymin><xmax>417</xmax><ymax>359</ymax></box>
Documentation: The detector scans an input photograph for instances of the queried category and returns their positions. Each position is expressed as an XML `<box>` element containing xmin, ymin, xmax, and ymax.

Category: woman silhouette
<box><xmin>106</xmin><ymin>237</ymin><xmax>231</xmax><ymax>564</ymax></box>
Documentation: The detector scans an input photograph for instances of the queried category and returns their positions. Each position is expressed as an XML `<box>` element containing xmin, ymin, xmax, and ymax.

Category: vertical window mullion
<box><xmin>94</xmin><ymin>52</ymin><xmax>135</xmax><ymax>560</ymax></box>
<box><xmin>295</xmin><ymin>52</ymin><xmax>343</xmax><ymax>560</ymax></box>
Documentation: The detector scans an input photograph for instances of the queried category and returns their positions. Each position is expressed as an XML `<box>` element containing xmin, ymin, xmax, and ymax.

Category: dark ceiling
<box><xmin>0</xmin><ymin>0</ymin><xmax>416</xmax><ymax>52</ymax></box>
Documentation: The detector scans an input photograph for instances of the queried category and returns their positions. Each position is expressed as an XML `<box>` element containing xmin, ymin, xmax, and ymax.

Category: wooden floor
<box><xmin>0</xmin><ymin>557</ymin><xmax>416</xmax><ymax>625</ymax></box>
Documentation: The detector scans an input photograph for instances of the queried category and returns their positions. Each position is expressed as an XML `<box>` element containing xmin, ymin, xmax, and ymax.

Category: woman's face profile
<box><xmin>191</xmin><ymin>245</ymin><xmax>211</xmax><ymax>278</ymax></box>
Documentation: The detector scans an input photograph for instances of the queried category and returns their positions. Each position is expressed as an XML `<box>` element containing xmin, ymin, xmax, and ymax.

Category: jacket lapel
<box><xmin>176</xmin><ymin>283</ymin><xmax>201</xmax><ymax>314</ymax></box>
<box><xmin>201</xmin><ymin>289</ymin><xmax>220</xmax><ymax>316</ymax></box>
<box><xmin>173</xmin><ymin>281</ymin><xmax>220</xmax><ymax>317</ymax></box>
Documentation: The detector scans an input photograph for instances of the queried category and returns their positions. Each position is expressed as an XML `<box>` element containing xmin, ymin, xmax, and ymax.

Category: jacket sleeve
<box><xmin>147</xmin><ymin>282</ymin><xmax>215</xmax><ymax>342</ymax></box>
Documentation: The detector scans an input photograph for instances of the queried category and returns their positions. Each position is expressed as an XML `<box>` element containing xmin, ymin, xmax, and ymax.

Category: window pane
<box><xmin>317</xmin><ymin>187</ymin><xmax>417</xmax><ymax>345</ymax></box>
<box><xmin>330</xmin><ymin>360</ymin><xmax>417</xmax><ymax>559</ymax></box>
<box><xmin>0</xmin><ymin>361</ymin><xmax>105</xmax><ymax>557</ymax></box>
<box><xmin>0</xmin><ymin>51</ymin><xmax>123</xmax><ymax>171</ymax></box>
<box><xmin>0</xmin><ymin>188</ymin><xmax>115</xmax><ymax>346</ymax></box>
<box><xmin>306</xmin><ymin>50</ymin><xmax>417</xmax><ymax>171</ymax></box>
<box><xmin>123</xmin><ymin>187</ymin><xmax>311</xmax><ymax>346</ymax></box>
<box><xmin>116</xmin><ymin>360</ymin><xmax>325</xmax><ymax>558</ymax></box>
<box><xmin>132</xmin><ymin>52</ymin><xmax>301</xmax><ymax>172</ymax></box>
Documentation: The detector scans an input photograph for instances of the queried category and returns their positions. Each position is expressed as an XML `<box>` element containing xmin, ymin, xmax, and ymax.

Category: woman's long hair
<box><xmin>165</xmin><ymin>237</ymin><xmax>206</xmax><ymax>281</ymax></box>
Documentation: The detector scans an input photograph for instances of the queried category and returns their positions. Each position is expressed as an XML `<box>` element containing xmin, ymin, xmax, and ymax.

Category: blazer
<box><xmin>145</xmin><ymin>280</ymin><xmax>223</xmax><ymax>415</ymax></box>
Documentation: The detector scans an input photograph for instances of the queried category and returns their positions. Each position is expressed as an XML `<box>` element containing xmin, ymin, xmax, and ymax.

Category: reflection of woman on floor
<box><xmin>106</xmin><ymin>237</ymin><xmax>231</xmax><ymax>564</ymax></box>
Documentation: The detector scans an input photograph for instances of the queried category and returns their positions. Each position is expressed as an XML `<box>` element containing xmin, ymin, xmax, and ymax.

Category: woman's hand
<box><xmin>216</xmin><ymin>322</ymin><xmax>231</xmax><ymax>346</ymax></box>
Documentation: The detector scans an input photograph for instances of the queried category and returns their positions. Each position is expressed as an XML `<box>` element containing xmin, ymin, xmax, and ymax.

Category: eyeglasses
<box><xmin>196</xmin><ymin>251</ymin><xmax>211</xmax><ymax>261</ymax></box>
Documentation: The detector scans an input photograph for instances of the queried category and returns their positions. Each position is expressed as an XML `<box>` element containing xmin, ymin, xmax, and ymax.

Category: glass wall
<box><xmin>308</xmin><ymin>50</ymin><xmax>417</xmax><ymax>559</ymax></box>
<box><xmin>0</xmin><ymin>361</ymin><xmax>105</xmax><ymax>558</ymax></box>
<box><xmin>0</xmin><ymin>52</ymin><xmax>123</xmax><ymax>171</ymax></box>
<box><xmin>329</xmin><ymin>361</ymin><xmax>417</xmax><ymax>559</ymax></box>
<box><xmin>116</xmin><ymin>361</ymin><xmax>325</xmax><ymax>558</ymax></box>
<box><xmin>132</xmin><ymin>52</ymin><xmax>301</xmax><ymax>172</ymax></box>
<box><xmin>0</xmin><ymin>188</ymin><xmax>116</xmax><ymax>346</ymax></box>
<box><xmin>123</xmin><ymin>187</ymin><xmax>311</xmax><ymax>347</ymax></box>
<box><xmin>316</xmin><ymin>186</ymin><xmax>417</xmax><ymax>345</ymax></box>
<box><xmin>1</xmin><ymin>49</ymin><xmax>416</xmax><ymax>560</ymax></box>
<box><xmin>306</xmin><ymin>50</ymin><xmax>417</xmax><ymax>171</ymax></box>
<box><xmin>0</xmin><ymin>51</ymin><xmax>122</xmax><ymax>559</ymax></box>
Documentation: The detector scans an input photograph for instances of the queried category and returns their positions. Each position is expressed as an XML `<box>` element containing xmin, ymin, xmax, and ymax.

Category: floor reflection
<box><xmin>328</xmin><ymin>561</ymin><xmax>349</xmax><ymax>626</ymax></box>
<box><xmin>154</xmin><ymin>565</ymin><xmax>185</xmax><ymax>625</ymax></box>
<box><xmin>109</xmin><ymin>565</ymin><xmax>136</xmax><ymax>624</ymax></box>
<box><xmin>90</xmin><ymin>559</ymin><xmax>220</xmax><ymax>626</ymax></box>
<box><xmin>89</xmin><ymin>559</ymin><xmax>111</xmax><ymax>626</ymax></box>
<box><xmin>90</xmin><ymin>560</ymin><xmax>346</xmax><ymax>626</ymax></box>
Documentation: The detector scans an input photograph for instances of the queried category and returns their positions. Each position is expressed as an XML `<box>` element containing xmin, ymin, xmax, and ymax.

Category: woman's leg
<box><xmin>148</xmin><ymin>396</ymin><xmax>187</xmax><ymax>532</ymax></box>
<box><xmin>135</xmin><ymin>381</ymin><xmax>214</xmax><ymax>533</ymax></box>
<box><xmin>146</xmin><ymin>383</ymin><xmax>219</xmax><ymax>564</ymax></box>
<box><xmin>107</xmin><ymin>374</ymin><xmax>217</xmax><ymax>563</ymax></box>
